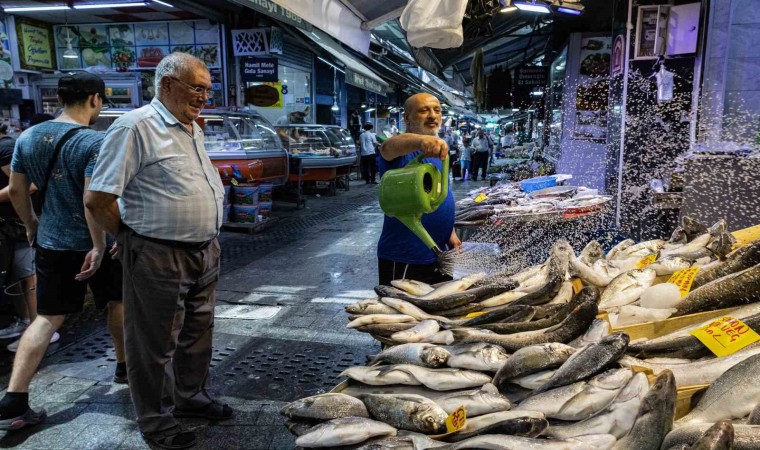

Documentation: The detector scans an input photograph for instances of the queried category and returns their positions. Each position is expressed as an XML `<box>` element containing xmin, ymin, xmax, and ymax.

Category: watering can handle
<box><xmin>408</xmin><ymin>153</ymin><xmax>449</xmax><ymax>206</ymax></box>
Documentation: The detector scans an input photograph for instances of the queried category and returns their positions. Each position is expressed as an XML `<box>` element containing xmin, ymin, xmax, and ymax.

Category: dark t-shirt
<box><xmin>377</xmin><ymin>150</ymin><xmax>455</xmax><ymax>265</ymax></box>
<box><xmin>0</xmin><ymin>135</ymin><xmax>17</xmax><ymax>219</ymax></box>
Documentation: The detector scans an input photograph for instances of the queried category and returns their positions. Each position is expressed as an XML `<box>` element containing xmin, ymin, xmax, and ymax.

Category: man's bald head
<box><xmin>403</xmin><ymin>93</ymin><xmax>442</xmax><ymax>136</ymax></box>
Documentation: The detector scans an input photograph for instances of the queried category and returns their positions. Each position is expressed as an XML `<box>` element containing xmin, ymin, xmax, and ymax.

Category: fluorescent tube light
<box><xmin>513</xmin><ymin>1</ymin><xmax>551</xmax><ymax>13</ymax></box>
<box><xmin>152</xmin><ymin>0</ymin><xmax>174</xmax><ymax>6</ymax></box>
<box><xmin>74</xmin><ymin>2</ymin><xmax>147</xmax><ymax>9</ymax></box>
<box><xmin>4</xmin><ymin>5</ymin><xmax>70</xmax><ymax>12</ymax></box>
<box><xmin>501</xmin><ymin>6</ymin><xmax>518</xmax><ymax>13</ymax></box>
<box><xmin>317</xmin><ymin>57</ymin><xmax>345</xmax><ymax>74</ymax></box>
<box><xmin>557</xmin><ymin>6</ymin><xmax>582</xmax><ymax>15</ymax></box>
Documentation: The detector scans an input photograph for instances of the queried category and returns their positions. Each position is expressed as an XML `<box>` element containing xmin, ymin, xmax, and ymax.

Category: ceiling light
<box><xmin>73</xmin><ymin>2</ymin><xmax>147</xmax><ymax>9</ymax></box>
<box><xmin>557</xmin><ymin>6</ymin><xmax>582</xmax><ymax>15</ymax></box>
<box><xmin>512</xmin><ymin>108</ymin><xmax>519</xmax><ymax>112</ymax></box>
<box><xmin>513</xmin><ymin>1</ymin><xmax>551</xmax><ymax>13</ymax></box>
<box><xmin>361</xmin><ymin>104</ymin><xmax>366</xmax><ymax>108</ymax></box>
<box><xmin>331</xmin><ymin>99</ymin><xmax>340</xmax><ymax>112</ymax></box>
<box><xmin>531</xmin><ymin>90</ymin><xmax>544</xmax><ymax>96</ymax></box>
<box><xmin>152</xmin><ymin>0</ymin><xmax>174</xmax><ymax>6</ymax></box>
<box><xmin>501</xmin><ymin>6</ymin><xmax>518</xmax><ymax>12</ymax></box>
<box><xmin>365</xmin><ymin>108</ymin><xmax>376</xmax><ymax>113</ymax></box>
<box><xmin>4</xmin><ymin>5</ymin><xmax>70</xmax><ymax>12</ymax></box>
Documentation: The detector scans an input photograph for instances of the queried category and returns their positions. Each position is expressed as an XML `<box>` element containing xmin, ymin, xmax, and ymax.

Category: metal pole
<box><xmin>615</xmin><ymin>0</ymin><xmax>634</xmax><ymax>228</ymax></box>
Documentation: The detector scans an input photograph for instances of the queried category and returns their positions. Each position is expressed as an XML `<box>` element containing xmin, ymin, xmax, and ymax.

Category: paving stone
<box><xmin>67</xmin><ymin>424</ymin><xmax>132</xmax><ymax>449</ymax></box>
<box><xmin>195</xmin><ymin>425</ymin><xmax>275</xmax><ymax>450</ymax></box>
<box><xmin>38</xmin><ymin>401</ymin><xmax>90</xmax><ymax>424</ymax></box>
<box><xmin>71</xmin><ymin>402</ymin><xmax>136</xmax><ymax>425</ymax></box>
<box><xmin>268</xmin><ymin>427</ymin><xmax>297</xmax><ymax>450</ymax></box>
<box><xmin>29</xmin><ymin>379</ymin><xmax>97</xmax><ymax>403</ymax></box>
<box><xmin>115</xmin><ymin>427</ymin><xmax>150</xmax><ymax>450</ymax></box>
<box><xmin>73</xmin><ymin>383</ymin><xmax>133</xmax><ymax>404</ymax></box>
<box><xmin>254</xmin><ymin>402</ymin><xmax>289</xmax><ymax>426</ymax></box>
<box><xmin>0</xmin><ymin>423</ymin><xmax>87</xmax><ymax>449</ymax></box>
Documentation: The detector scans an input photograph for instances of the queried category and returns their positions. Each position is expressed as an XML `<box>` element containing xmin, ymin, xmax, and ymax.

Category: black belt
<box><xmin>124</xmin><ymin>225</ymin><xmax>214</xmax><ymax>250</ymax></box>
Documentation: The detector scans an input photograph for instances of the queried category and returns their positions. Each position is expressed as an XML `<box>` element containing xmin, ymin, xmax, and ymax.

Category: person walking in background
<box><xmin>85</xmin><ymin>53</ymin><xmax>229</xmax><ymax>450</ymax></box>
<box><xmin>0</xmin><ymin>72</ymin><xmax>126</xmax><ymax>430</ymax></box>
<box><xmin>459</xmin><ymin>137</ymin><xmax>472</xmax><ymax>181</ymax></box>
<box><xmin>360</xmin><ymin>122</ymin><xmax>379</xmax><ymax>184</ymax></box>
<box><xmin>470</xmin><ymin>130</ymin><xmax>489</xmax><ymax>181</ymax></box>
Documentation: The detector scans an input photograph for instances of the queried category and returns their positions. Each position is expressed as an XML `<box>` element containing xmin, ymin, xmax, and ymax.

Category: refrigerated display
<box><xmin>32</xmin><ymin>72</ymin><xmax>142</xmax><ymax>114</ymax></box>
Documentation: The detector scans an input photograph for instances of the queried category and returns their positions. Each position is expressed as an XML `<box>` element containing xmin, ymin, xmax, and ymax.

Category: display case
<box><xmin>32</xmin><ymin>72</ymin><xmax>142</xmax><ymax>115</ymax></box>
<box><xmin>91</xmin><ymin>108</ymin><xmax>289</xmax><ymax>186</ymax></box>
<box><xmin>275</xmin><ymin>124</ymin><xmax>357</xmax><ymax>169</ymax></box>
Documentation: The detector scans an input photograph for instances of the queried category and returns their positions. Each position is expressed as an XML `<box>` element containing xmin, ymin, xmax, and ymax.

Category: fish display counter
<box><xmin>278</xmin><ymin>216</ymin><xmax>760</xmax><ymax>449</ymax></box>
<box><xmin>275</xmin><ymin>125</ymin><xmax>357</xmax><ymax>194</ymax></box>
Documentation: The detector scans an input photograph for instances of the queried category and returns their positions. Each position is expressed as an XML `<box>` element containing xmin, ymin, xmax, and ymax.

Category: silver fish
<box><xmin>749</xmin><ymin>404</ymin><xmax>760</xmax><ymax>425</ymax></box>
<box><xmin>533</xmin><ymin>332</ymin><xmax>629</xmax><ymax>394</ymax></box>
<box><xmin>688</xmin><ymin>420</ymin><xmax>734</xmax><ymax>450</ymax></box>
<box><xmin>347</xmin><ymin>314</ymin><xmax>417</xmax><ymax>328</ymax></box>
<box><xmin>516</xmin><ymin>369</ymin><xmax>633</xmax><ymax>421</ymax></box>
<box><xmin>340</xmin><ymin>366</ymin><xmax>420</xmax><ymax>386</ymax></box>
<box><xmin>420</xmin><ymin>273</ymin><xmax>486</xmax><ymax>300</ymax></box>
<box><xmin>391</xmin><ymin>320</ymin><xmax>441</xmax><ymax>343</ymax></box>
<box><xmin>692</xmin><ymin>240</ymin><xmax>760</xmax><ymax>289</ymax></box>
<box><xmin>357</xmin><ymin>322</ymin><xmax>417</xmax><ymax>337</ymax></box>
<box><xmin>607</xmin><ymin>239</ymin><xmax>635</xmax><ymax>260</ymax></box>
<box><xmin>568</xmin><ymin>319</ymin><xmax>610</xmax><ymax>348</ymax></box>
<box><xmin>618</xmin><ymin>240</ymin><xmax>666</xmax><ymax>258</ymax></box>
<box><xmin>391</xmin><ymin>279</ymin><xmax>434</xmax><ymax>297</ymax></box>
<box><xmin>424</xmin><ymin>330</ymin><xmax>456</xmax><ymax>345</ymax></box>
<box><xmin>280</xmin><ymin>393</ymin><xmax>369</xmax><ymax>421</ymax></box>
<box><xmin>544</xmin><ymin>372</ymin><xmax>649</xmax><ymax>440</ymax></box>
<box><xmin>509</xmin><ymin>370</ymin><xmax>557</xmax><ymax>390</ymax></box>
<box><xmin>570</xmin><ymin>258</ymin><xmax>614</xmax><ymax>287</ymax></box>
<box><xmin>661</xmin><ymin>233</ymin><xmax>712</xmax><ymax>258</ymax></box>
<box><xmin>619</xmin><ymin>344</ymin><xmax>760</xmax><ymax>387</ymax></box>
<box><xmin>678</xmin><ymin>354</ymin><xmax>760</xmax><ymax>426</ymax></box>
<box><xmin>381</xmin><ymin>298</ymin><xmax>452</xmax><ymax>323</ymax></box>
<box><xmin>648</xmin><ymin>256</ymin><xmax>693</xmax><ymax>276</ymax></box>
<box><xmin>443</xmin><ymin>343</ymin><xmax>509</xmax><ymax>372</ymax></box>
<box><xmin>663</xmin><ymin>424</ymin><xmax>760</xmax><ymax>450</ymax></box>
<box><xmin>478</xmin><ymin>290</ymin><xmax>528</xmax><ymax>307</ymax></box>
<box><xmin>580</xmin><ymin>241</ymin><xmax>605</xmax><ymax>266</ymax></box>
<box><xmin>493</xmin><ymin>343</ymin><xmax>576</xmax><ymax>389</ymax></box>
<box><xmin>443</xmin><ymin>433</ymin><xmax>617</xmax><ymax>450</ymax></box>
<box><xmin>612</xmin><ymin>370</ymin><xmax>676</xmax><ymax>450</ymax></box>
<box><xmin>359</xmin><ymin>393</ymin><xmax>447</xmax><ymax>434</ymax></box>
<box><xmin>598</xmin><ymin>269</ymin><xmax>657</xmax><ymax>309</ymax></box>
<box><xmin>384</xmin><ymin>364</ymin><xmax>492</xmax><ymax>391</ymax></box>
<box><xmin>369</xmin><ymin>343</ymin><xmax>450</xmax><ymax>368</ymax></box>
<box><xmin>672</xmin><ymin>265</ymin><xmax>760</xmax><ymax>317</ymax></box>
<box><xmin>294</xmin><ymin>417</ymin><xmax>397</xmax><ymax>448</ymax></box>
<box><xmin>434</xmin><ymin>387</ymin><xmax>512</xmax><ymax>417</ymax></box>
<box><xmin>547</xmin><ymin>281</ymin><xmax>574</xmax><ymax>305</ymax></box>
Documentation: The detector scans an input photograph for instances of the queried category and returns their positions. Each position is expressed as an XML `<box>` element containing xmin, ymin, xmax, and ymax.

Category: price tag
<box><xmin>445</xmin><ymin>405</ymin><xmax>467</xmax><ymax>433</ymax></box>
<box><xmin>230</xmin><ymin>178</ymin><xmax>239</xmax><ymax>186</ymax></box>
<box><xmin>571</xmin><ymin>278</ymin><xmax>584</xmax><ymax>294</ymax></box>
<box><xmin>667</xmin><ymin>267</ymin><xmax>700</xmax><ymax>298</ymax></box>
<box><xmin>636</xmin><ymin>253</ymin><xmax>659</xmax><ymax>269</ymax></box>
<box><xmin>474</xmin><ymin>193</ymin><xmax>488</xmax><ymax>203</ymax></box>
<box><xmin>464</xmin><ymin>312</ymin><xmax>485</xmax><ymax>319</ymax></box>
<box><xmin>689</xmin><ymin>316</ymin><xmax>760</xmax><ymax>357</ymax></box>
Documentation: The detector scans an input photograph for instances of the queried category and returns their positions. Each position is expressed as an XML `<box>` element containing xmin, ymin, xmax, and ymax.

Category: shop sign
<box><xmin>611</xmin><ymin>34</ymin><xmax>625</xmax><ymax>77</ymax></box>
<box><xmin>514</xmin><ymin>66</ymin><xmax>548</xmax><ymax>88</ymax></box>
<box><xmin>244</xmin><ymin>81</ymin><xmax>283</xmax><ymax>108</ymax></box>
<box><xmin>238</xmin><ymin>0</ymin><xmax>312</xmax><ymax>32</ymax></box>
<box><xmin>346</xmin><ymin>69</ymin><xmax>387</xmax><ymax>96</ymax></box>
<box><xmin>241</xmin><ymin>57</ymin><xmax>278</xmax><ymax>82</ymax></box>
<box><xmin>16</xmin><ymin>20</ymin><xmax>55</xmax><ymax>71</ymax></box>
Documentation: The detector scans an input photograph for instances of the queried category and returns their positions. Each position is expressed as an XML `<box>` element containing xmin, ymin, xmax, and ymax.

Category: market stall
<box><xmin>276</xmin><ymin>213</ymin><xmax>760</xmax><ymax>448</ymax></box>
<box><xmin>275</xmin><ymin>124</ymin><xmax>357</xmax><ymax>198</ymax></box>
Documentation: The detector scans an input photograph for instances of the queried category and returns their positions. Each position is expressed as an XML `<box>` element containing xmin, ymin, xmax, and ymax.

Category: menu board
<box><xmin>16</xmin><ymin>19</ymin><xmax>55</xmax><ymax>71</ymax></box>
<box><xmin>54</xmin><ymin>20</ymin><xmax>220</xmax><ymax>71</ymax></box>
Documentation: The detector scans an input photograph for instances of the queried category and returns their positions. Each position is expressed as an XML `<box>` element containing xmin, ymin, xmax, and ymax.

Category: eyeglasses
<box><xmin>169</xmin><ymin>76</ymin><xmax>213</xmax><ymax>98</ymax></box>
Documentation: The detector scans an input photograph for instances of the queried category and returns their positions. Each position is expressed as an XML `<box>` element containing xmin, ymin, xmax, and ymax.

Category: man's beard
<box><xmin>408</xmin><ymin>121</ymin><xmax>439</xmax><ymax>136</ymax></box>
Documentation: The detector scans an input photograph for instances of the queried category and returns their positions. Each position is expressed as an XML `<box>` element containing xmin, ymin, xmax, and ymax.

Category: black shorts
<box><xmin>36</xmin><ymin>247</ymin><xmax>123</xmax><ymax>316</ymax></box>
<box><xmin>377</xmin><ymin>258</ymin><xmax>452</xmax><ymax>286</ymax></box>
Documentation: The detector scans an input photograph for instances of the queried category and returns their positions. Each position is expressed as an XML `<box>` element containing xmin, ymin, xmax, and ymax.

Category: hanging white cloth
<box><xmin>655</xmin><ymin>64</ymin><xmax>675</xmax><ymax>104</ymax></box>
<box><xmin>399</xmin><ymin>0</ymin><xmax>468</xmax><ymax>49</ymax></box>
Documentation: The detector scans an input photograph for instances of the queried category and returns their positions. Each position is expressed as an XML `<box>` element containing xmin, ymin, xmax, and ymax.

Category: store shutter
<box><xmin>279</xmin><ymin>34</ymin><xmax>314</xmax><ymax>72</ymax></box>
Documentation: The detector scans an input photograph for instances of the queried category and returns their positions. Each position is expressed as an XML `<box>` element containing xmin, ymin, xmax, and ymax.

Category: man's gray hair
<box><xmin>154</xmin><ymin>52</ymin><xmax>205</xmax><ymax>97</ymax></box>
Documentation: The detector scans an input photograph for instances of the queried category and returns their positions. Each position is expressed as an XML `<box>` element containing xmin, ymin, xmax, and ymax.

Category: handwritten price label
<box><xmin>636</xmin><ymin>253</ymin><xmax>659</xmax><ymax>269</ymax></box>
<box><xmin>667</xmin><ymin>267</ymin><xmax>701</xmax><ymax>298</ymax></box>
<box><xmin>689</xmin><ymin>316</ymin><xmax>760</xmax><ymax>357</ymax></box>
<box><xmin>445</xmin><ymin>405</ymin><xmax>467</xmax><ymax>433</ymax></box>
<box><xmin>474</xmin><ymin>193</ymin><xmax>488</xmax><ymax>203</ymax></box>
<box><xmin>571</xmin><ymin>278</ymin><xmax>584</xmax><ymax>294</ymax></box>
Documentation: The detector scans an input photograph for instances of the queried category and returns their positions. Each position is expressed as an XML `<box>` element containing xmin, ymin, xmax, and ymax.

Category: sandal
<box><xmin>143</xmin><ymin>426</ymin><xmax>197</xmax><ymax>449</ymax></box>
<box><xmin>173</xmin><ymin>401</ymin><xmax>233</xmax><ymax>421</ymax></box>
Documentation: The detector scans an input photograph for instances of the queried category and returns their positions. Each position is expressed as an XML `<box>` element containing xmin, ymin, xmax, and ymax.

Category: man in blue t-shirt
<box><xmin>377</xmin><ymin>93</ymin><xmax>461</xmax><ymax>285</ymax></box>
<box><xmin>0</xmin><ymin>73</ymin><xmax>126</xmax><ymax>431</ymax></box>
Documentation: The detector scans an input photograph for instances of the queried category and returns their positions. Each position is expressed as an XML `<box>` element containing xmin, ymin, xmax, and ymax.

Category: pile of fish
<box><xmin>278</xmin><ymin>216</ymin><xmax>760</xmax><ymax>448</ymax></box>
<box><xmin>455</xmin><ymin>183</ymin><xmax>612</xmax><ymax>227</ymax></box>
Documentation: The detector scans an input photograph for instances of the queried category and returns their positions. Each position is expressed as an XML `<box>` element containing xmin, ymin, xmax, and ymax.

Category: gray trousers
<box><xmin>119</xmin><ymin>229</ymin><xmax>221</xmax><ymax>434</ymax></box>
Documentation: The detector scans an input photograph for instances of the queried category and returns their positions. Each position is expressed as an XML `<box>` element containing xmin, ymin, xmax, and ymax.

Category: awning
<box><xmin>299</xmin><ymin>28</ymin><xmax>389</xmax><ymax>96</ymax></box>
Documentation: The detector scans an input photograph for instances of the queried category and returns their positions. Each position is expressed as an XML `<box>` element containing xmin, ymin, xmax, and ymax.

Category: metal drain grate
<box><xmin>213</xmin><ymin>337</ymin><xmax>375</xmax><ymax>402</ymax></box>
<box><xmin>57</xmin><ymin>333</ymin><xmax>115</xmax><ymax>364</ymax></box>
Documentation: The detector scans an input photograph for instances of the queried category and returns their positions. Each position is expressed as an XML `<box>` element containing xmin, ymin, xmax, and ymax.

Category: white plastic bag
<box><xmin>399</xmin><ymin>0</ymin><xmax>468</xmax><ymax>49</ymax></box>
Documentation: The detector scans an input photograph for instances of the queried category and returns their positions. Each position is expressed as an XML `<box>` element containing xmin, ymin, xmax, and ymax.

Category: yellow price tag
<box><xmin>445</xmin><ymin>405</ymin><xmax>467</xmax><ymax>433</ymax></box>
<box><xmin>667</xmin><ymin>267</ymin><xmax>701</xmax><ymax>298</ymax></box>
<box><xmin>474</xmin><ymin>193</ymin><xmax>488</xmax><ymax>203</ymax></box>
<box><xmin>230</xmin><ymin>178</ymin><xmax>239</xmax><ymax>186</ymax></box>
<box><xmin>464</xmin><ymin>312</ymin><xmax>486</xmax><ymax>319</ymax></box>
<box><xmin>571</xmin><ymin>278</ymin><xmax>584</xmax><ymax>294</ymax></box>
<box><xmin>689</xmin><ymin>316</ymin><xmax>760</xmax><ymax>357</ymax></box>
<box><xmin>636</xmin><ymin>253</ymin><xmax>659</xmax><ymax>269</ymax></box>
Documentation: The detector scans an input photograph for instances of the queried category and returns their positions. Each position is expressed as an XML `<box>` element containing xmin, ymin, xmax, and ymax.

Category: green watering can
<box><xmin>379</xmin><ymin>154</ymin><xmax>449</xmax><ymax>258</ymax></box>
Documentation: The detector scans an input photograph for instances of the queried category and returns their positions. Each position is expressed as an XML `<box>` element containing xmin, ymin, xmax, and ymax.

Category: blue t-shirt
<box><xmin>377</xmin><ymin>151</ymin><xmax>455</xmax><ymax>265</ymax></box>
<box><xmin>11</xmin><ymin>121</ymin><xmax>102</xmax><ymax>251</ymax></box>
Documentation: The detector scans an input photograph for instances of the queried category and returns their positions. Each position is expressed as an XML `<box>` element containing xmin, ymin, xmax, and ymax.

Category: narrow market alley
<box><xmin>0</xmin><ymin>179</ymin><xmax>489</xmax><ymax>450</ymax></box>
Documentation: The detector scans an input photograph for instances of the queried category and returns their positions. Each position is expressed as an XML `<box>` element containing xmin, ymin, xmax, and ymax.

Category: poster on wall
<box><xmin>0</xmin><ymin>19</ymin><xmax>13</xmax><ymax>86</ymax></box>
<box><xmin>573</xmin><ymin>36</ymin><xmax>611</xmax><ymax>142</ymax></box>
<box><xmin>16</xmin><ymin>19</ymin><xmax>55</xmax><ymax>71</ymax></box>
<box><xmin>244</xmin><ymin>81</ymin><xmax>283</xmax><ymax>108</ymax></box>
<box><xmin>54</xmin><ymin>20</ymin><xmax>220</xmax><ymax>71</ymax></box>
